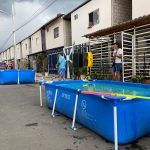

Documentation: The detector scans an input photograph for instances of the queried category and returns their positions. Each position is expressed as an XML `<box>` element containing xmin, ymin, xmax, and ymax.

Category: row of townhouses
<box><xmin>0</xmin><ymin>0</ymin><xmax>150</xmax><ymax>80</ymax></box>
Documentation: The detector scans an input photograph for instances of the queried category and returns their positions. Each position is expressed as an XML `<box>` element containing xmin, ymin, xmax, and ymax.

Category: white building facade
<box><xmin>71</xmin><ymin>0</ymin><xmax>132</xmax><ymax>45</ymax></box>
<box><xmin>44</xmin><ymin>14</ymin><xmax>72</xmax><ymax>74</ymax></box>
<box><xmin>16</xmin><ymin>43</ymin><xmax>21</xmax><ymax>60</ymax></box>
<box><xmin>0</xmin><ymin>54</ymin><xmax>1</xmax><ymax>62</ymax></box>
<box><xmin>3</xmin><ymin>51</ymin><xmax>7</xmax><ymax>62</ymax></box>
<box><xmin>21</xmin><ymin>38</ymin><xmax>31</xmax><ymax>59</ymax></box>
<box><xmin>1</xmin><ymin>52</ymin><xmax>4</xmax><ymax>62</ymax></box>
<box><xmin>10</xmin><ymin>46</ymin><xmax>15</xmax><ymax>60</ymax></box>
<box><xmin>132</xmin><ymin>0</ymin><xmax>150</xmax><ymax>19</ymax></box>
<box><xmin>6</xmin><ymin>49</ymin><xmax>10</xmax><ymax>62</ymax></box>
<box><xmin>30</xmin><ymin>30</ymin><xmax>43</xmax><ymax>54</ymax></box>
<box><xmin>45</xmin><ymin>15</ymin><xmax>72</xmax><ymax>50</ymax></box>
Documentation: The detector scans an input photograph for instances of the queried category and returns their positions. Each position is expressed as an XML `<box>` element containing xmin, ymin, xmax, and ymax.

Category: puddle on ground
<box><xmin>94</xmin><ymin>145</ymin><xmax>99</xmax><ymax>149</ymax></box>
<box><xmin>124</xmin><ymin>140</ymin><xmax>147</xmax><ymax>150</ymax></box>
<box><xmin>25</xmin><ymin>84</ymin><xmax>35</xmax><ymax>87</ymax></box>
<box><xmin>73</xmin><ymin>135</ymin><xmax>88</xmax><ymax>140</ymax></box>
<box><xmin>64</xmin><ymin>127</ymin><xmax>67</xmax><ymax>130</ymax></box>
<box><xmin>25</xmin><ymin>123</ymin><xmax>38</xmax><ymax>127</ymax></box>
<box><xmin>107</xmin><ymin>141</ymin><xmax>147</xmax><ymax>150</ymax></box>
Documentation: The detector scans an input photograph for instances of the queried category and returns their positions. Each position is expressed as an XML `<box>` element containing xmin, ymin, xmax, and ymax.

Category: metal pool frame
<box><xmin>38</xmin><ymin>80</ymin><xmax>150</xmax><ymax>150</ymax></box>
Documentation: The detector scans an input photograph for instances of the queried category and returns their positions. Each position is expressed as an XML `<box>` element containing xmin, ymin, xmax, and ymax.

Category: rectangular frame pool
<box><xmin>0</xmin><ymin>70</ymin><xmax>35</xmax><ymax>84</ymax></box>
<box><xmin>44</xmin><ymin>80</ymin><xmax>150</xmax><ymax>144</ymax></box>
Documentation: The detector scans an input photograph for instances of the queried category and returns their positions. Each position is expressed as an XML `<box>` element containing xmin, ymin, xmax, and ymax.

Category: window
<box><xmin>88</xmin><ymin>9</ymin><xmax>99</xmax><ymax>28</ymax></box>
<box><xmin>47</xmin><ymin>28</ymin><xmax>49</xmax><ymax>32</ymax></box>
<box><xmin>29</xmin><ymin>38</ymin><xmax>31</xmax><ymax>49</ymax></box>
<box><xmin>54</xmin><ymin>27</ymin><xmax>59</xmax><ymax>39</ymax></box>
<box><xmin>36</xmin><ymin>37</ymin><xmax>39</xmax><ymax>45</ymax></box>
<box><xmin>25</xmin><ymin>44</ymin><xmax>27</xmax><ymax>50</ymax></box>
<box><xmin>74</xmin><ymin>14</ymin><xmax>78</xmax><ymax>20</ymax></box>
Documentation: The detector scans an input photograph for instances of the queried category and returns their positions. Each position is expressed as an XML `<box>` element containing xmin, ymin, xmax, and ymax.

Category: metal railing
<box><xmin>89</xmin><ymin>24</ymin><xmax>150</xmax><ymax>81</ymax></box>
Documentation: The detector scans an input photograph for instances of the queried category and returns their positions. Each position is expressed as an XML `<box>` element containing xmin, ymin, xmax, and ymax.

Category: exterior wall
<box><xmin>71</xmin><ymin>0</ymin><xmax>112</xmax><ymax>45</ymax></box>
<box><xmin>16</xmin><ymin>44</ymin><xmax>21</xmax><ymax>60</ymax></box>
<box><xmin>45</xmin><ymin>18</ymin><xmax>64</xmax><ymax>50</ymax></box>
<box><xmin>63</xmin><ymin>19</ymin><xmax>72</xmax><ymax>47</ymax></box>
<box><xmin>1</xmin><ymin>53</ymin><xmax>4</xmax><ymax>61</ymax></box>
<box><xmin>4</xmin><ymin>51</ymin><xmax>7</xmax><ymax>61</ymax></box>
<box><xmin>41</xmin><ymin>29</ymin><xmax>46</xmax><ymax>51</ymax></box>
<box><xmin>112</xmin><ymin>0</ymin><xmax>132</xmax><ymax>25</ymax></box>
<box><xmin>0</xmin><ymin>53</ymin><xmax>3</xmax><ymax>62</ymax></box>
<box><xmin>0</xmin><ymin>53</ymin><xmax>2</xmax><ymax>62</ymax></box>
<box><xmin>132</xmin><ymin>0</ymin><xmax>150</xmax><ymax>19</ymax></box>
<box><xmin>31</xmin><ymin>30</ymin><xmax>42</xmax><ymax>54</ymax></box>
<box><xmin>21</xmin><ymin>38</ymin><xmax>30</xmax><ymax>58</ymax></box>
<box><xmin>1</xmin><ymin>53</ymin><xmax>3</xmax><ymax>61</ymax></box>
<box><xmin>10</xmin><ymin>46</ymin><xmax>15</xmax><ymax>60</ymax></box>
<box><xmin>6</xmin><ymin>49</ymin><xmax>11</xmax><ymax>60</ymax></box>
<box><xmin>2</xmin><ymin>52</ymin><xmax>4</xmax><ymax>61</ymax></box>
<box><xmin>3</xmin><ymin>52</ymin><xmax>6</xmax><ymax>61</ymax></box>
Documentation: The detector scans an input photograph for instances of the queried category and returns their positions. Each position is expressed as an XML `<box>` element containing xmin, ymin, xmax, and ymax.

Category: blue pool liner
<box><xmin>44</xmin><ymin>80</ymin><xmax>150</xmax><ymax>144</ymax></box>
<box><xmin>0</xmin><ymin>70</ymin><xmax>18</xmax><ymax>84</ymax></box>
<box><xmin>0</xmin><ymin>70</ymin><xmax>35</xmax><ymax>84</ymax></box>
<box><xmin>19</xmin><ymin>70</ymin><xmax>35</xmax><ymax>83</ymax></box>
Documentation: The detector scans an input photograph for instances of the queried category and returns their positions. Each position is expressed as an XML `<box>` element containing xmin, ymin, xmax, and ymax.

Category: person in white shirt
<box><xmin>112</xmin><ymin>42</ymin><xmax>123</xmax><ymax>81</ymax></box>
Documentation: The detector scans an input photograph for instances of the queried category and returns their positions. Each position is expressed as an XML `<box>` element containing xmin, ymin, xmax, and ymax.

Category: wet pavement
<box><xmin>0</xmin><ymin>84</ymin><xmax>150</xmax><ymax>150</ymax></box>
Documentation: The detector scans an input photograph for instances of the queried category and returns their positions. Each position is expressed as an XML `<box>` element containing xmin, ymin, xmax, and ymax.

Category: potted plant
<box><xmin>130</xmin><ymin>75</ymin><xmax>145</xmax><ymax>83</ymax></box>
<box><xmin>37</xmin><ymin>53</ymin><xmax>47</xmax><ymax>79</ymax></box>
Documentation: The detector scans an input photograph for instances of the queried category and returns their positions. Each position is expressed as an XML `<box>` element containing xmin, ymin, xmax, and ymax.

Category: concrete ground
<box><xmin>0</xmin><ymin>84</ymin><xmax>150</xmax><ymax>150</ymax></box>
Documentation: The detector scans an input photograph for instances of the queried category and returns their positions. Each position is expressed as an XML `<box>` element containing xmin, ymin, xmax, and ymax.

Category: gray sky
<box><xmin>0</xmin><ymin>0</ymin><xmax>86</xmax><ymax>52</ymax></box>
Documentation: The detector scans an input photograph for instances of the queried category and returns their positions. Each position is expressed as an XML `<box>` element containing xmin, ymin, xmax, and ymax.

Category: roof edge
<box><xmin>84</xmin><ymin>14</ymin><xmax>150</xmax><ymax>38</ymax></box>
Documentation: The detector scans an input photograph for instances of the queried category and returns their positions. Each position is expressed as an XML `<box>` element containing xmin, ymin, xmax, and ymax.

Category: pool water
<box><xmin>60</xmin><ymin>83</ymin><xmax>150</xmax><ymax>95</ymax></box>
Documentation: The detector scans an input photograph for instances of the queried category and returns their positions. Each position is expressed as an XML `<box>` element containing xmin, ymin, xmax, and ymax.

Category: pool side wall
<box><xmin>44</xmin><ymin>80</ymin><xmax>150</xmax><ymax>144</ymax></box>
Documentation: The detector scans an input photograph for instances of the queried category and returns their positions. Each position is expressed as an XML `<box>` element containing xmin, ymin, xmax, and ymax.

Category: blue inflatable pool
<box><xmin>44</xmin><ymin>80</ymin><xmax>150</xmax><ymax>144</ymax></box>
<box><xmin>0</xmin><ymin>70</ymin><xmax>35</xmax><ymax>84</ymax></box>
